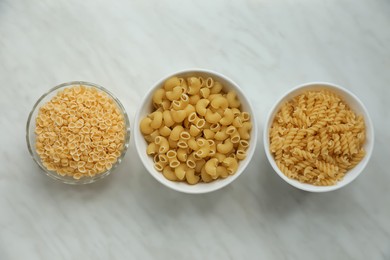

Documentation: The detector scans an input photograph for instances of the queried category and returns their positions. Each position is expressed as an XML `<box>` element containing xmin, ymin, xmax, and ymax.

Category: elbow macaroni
<box><xmin>211</xmin><ymin>96</ymin><xmax>228</xmax><ymax>110</ymax></box>
<box><xmin>139</xmin><ymin>75</ymin><xmax>252</xmax><ymax>184</ymax></box>
<box><xmin>238</xmin><ymin>121</ymin><xmax>252</xmax><ymax>140</ymax></box>
<box><xmin>174</xmin><ymin>163</ymin><xmax>186</xmax><ymax>180</ymax></box>
<box><xmin>186</xmin><ymin>168</ymin><xmax>200</xmax><ymax>184</ymax></box>
<box><xmin>170</xmin><ymin>125</ymin><xmax>184</xmax><ymax>141</ymax></box>
<box><xmin>196</xmin><ymin>99</ymin><xmax>210</xmax><ymax>116</ymax></box>
<box><xmin>223</xmin><ymin>157</ymin><xmax>238</xmax><ymax>175</ymax></box>
<box><xmin>187</xmin><ymin>77</ymin><xmax>201</xmax><ymax>95</ymax></box>
<box><xmin>153</xmin><ymin>89</ymin><xmax>165</xmax><ymax>104</ymax></box>
<box><xmin>171</xmin><ymin>109</ymin><xmax>187</xmax><ymax>123</ymax></box>
<box><xmin>163</xmin><ymin>110</ymin><xmax>174</xmax><ymax>127</ymax></box>
<box><xmin>220</xmin><ymin>108</ymin><xmax>234</xmax><ymax>126</ymax></box>
<box><xmin>226</xmin><ymin>91</ymin><xmax>241</xmax><ymax>108</ymax></box>
<box><xmin>205</xmin><ymin>109</ymin><xmax>222</xmax><ymax>124</ymax></box>
<box><xmin>150</xmin><ymin>111</ymin><xmax>163</xmax><ymax>129</ymax></box>
<box><xmin>217</xmin><ymin>138</ymin><xmax>234</xmax><ymax>154</ymax></box>
<box><xmin>166</xmin><ymin>86</ymin><xmax>182</xmax><ymax>101</ymax></box>
<box><xmin>140</xmin><ymin>117</ymin><xmax>153</xmax><ymax>135</ymax></box>
<box><xmin>164</xmin><ymin>77</ymin><xmax>180</xmax><ymax>91</ymax></box>
<box><xmin>200</xmin><ymin>87</ymin><xmax>210</xmax><ymax>98</ymax></box>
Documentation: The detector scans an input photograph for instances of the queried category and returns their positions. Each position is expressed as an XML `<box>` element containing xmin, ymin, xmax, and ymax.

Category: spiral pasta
<box><xmin>269</xmin><ymin>90</ymin><xmax>366</xmax><ymax>186</ymax></box>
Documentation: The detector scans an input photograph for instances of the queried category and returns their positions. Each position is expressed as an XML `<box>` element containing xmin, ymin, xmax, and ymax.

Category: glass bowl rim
<box><xmin>26</xmin><ymin>81</ymin><xmax>131</xmax><ymax>185</ymax></box>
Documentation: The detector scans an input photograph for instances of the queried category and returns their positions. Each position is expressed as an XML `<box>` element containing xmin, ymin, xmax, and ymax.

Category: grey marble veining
<box><xmin>0</xmin><ymin>0</ymin><xmax>389</xmax><ymax>259</ymax></box>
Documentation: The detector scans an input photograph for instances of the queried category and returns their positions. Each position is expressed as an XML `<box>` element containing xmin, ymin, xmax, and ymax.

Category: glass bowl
<box><xmin>26</xmin><ymin>81</ymin><xmax>130</xmax><ymax>185</ymax></box>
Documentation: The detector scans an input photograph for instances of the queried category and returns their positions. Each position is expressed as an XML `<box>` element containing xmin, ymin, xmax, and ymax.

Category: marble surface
<box><xmin>0</xmin><ymin>0</ymin><xmax>389</xmax><ymax>259</ymax></box>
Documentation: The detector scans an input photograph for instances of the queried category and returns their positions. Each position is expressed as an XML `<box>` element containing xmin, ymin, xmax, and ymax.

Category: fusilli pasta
<box><xmin>269</xmin><ymin>90</ymin><xmax>366</xmax><ymax>186</ymax></box>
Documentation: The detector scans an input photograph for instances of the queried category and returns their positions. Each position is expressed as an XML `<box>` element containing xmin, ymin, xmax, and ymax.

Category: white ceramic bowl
<box><xmin>135</xmin><ymin>69</ymin><xmax>258</xmax><ymax>193</ymax></box>
<box><xmin>263</xmin><ymin>82</ymin><xmax>374</xmax><ymax>192</ymax></box>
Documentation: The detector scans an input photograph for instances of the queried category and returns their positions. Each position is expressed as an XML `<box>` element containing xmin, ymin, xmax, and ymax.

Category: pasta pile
<box><xmin>35</xmin><ymin>85</ymin><xmax>126</xmax><ymax>179</ymax></box>
<box><xmin>269</xmin><ymin>90</ymin><xmax>366</xmax><ymax>186</ymax></box>
<box><xmin>140</xmin><ymin>76</ymin><xmax>252</xmax><ymax>184</ymax></box>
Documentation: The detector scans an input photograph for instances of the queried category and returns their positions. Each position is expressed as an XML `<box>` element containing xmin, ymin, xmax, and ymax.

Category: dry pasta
<box><xmin>140</xmin><ymin>76</ymin><xmax>252</xmax><ymax>184</ymax></box>
<box><xmin>269</xmin><ymin>90</ymin><xmax>366</xmax><ymax>186</ymax></box>
<box><xmin>35</xmin><ymin>85</ymin><xmax>126</xmax><ymax>179</ymax></box>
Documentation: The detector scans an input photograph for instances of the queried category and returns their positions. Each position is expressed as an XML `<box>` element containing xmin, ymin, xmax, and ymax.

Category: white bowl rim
<box><xmin>263</xmin><ymin>81</ymin><xmax>375</xmax><ymax>192</ymax></box>
<box><xmin>134</xmin><ymin>68</ymin><xmax>258</xmax><ymax>194</ymax></box>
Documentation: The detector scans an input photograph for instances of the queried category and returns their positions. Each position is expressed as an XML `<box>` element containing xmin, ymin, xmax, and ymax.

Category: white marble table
<box><xmin>1</xmin><ymin>0</ymin><xmax>389</xmax><ymax>259</ymax></box>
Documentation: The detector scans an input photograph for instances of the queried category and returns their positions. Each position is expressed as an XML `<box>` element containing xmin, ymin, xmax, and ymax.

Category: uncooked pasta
<box><xmin>269</xmin><ymin>90</ymin><xmax>366</xmax><ymax>186</ymax></box>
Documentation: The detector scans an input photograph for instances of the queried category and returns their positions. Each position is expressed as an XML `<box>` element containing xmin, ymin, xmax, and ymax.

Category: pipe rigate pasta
<box><xmin>171</xmin><ymin>100</ymin><xmax>183</xmax><ymax>111</ymax></box>
<box><xmin>187</xmin><ymin>137</ymin><xmax>199</xmax><ymax>151</ymax></box>
<box><xmin>201</xmin><ymin>166</ymin><xmax>213</xmax><ymax>183</ymax></box>
<box><xmin>214</xmin><ymin>126</ymin><xmax>229</xmax><ymax>141</ymax></box>
<box><xmin>195</xmin><ymin>146</ymin><xmax>210</xmax><ymax>159</ymax></box>
<box><xmin>226</xmin><ymin>91</ymin><xmax>241</xmax><ymax>108</ymax></box>
<box><xmin>175</xmin><ymin>164</ymin><xmax>187</xmax><ymax>180</ymax></box>
<box><xmin>230</xmin><ymin>132</ymin><xmax>241</xmax><ymax>144</ymax></box>
<box><xmin>189</xmin><ymin>94</ymin><xmax>201</xmax><ymax>106</ymax></box>
<box><xmin>147</xmin><ymin>143</ymin><xmax>158</xmax><ymax>155</ymax></box>
<box><xmin>153</xmin><ymin>89</ymin><xmax>165</xmax><ymax>104</ymax></box>
<box><xmin>269</xmin><ymin>90</ymin><xmax>366</xmax><ymax>186</ymax></box>
<box><xmin>166</xmin><ymin>86</ymin><xmax>183</xmax><ymax>101</ymax></box>
<box><xmin>186</xmin><ymin>168</ymin><xmax>200</xmax><ymax>184</ymax></box>
<box><xmin>210</xmin><ymin>96</ymin><xmax>228</xmax><ymax>110</ymax></box>
<box><xmin>170</xmin><ymin>125</ymin><xmax>184</xmax><ymax>141</ymax></box>
<box><xmin>217</xmin><ymin>139</ymin><xmax>234</xmax><ymax>154</ymax></box>
<box><xmin>177</xmin><ymin>148</ymin><xmax>188</xmax><ymax>162</ymax></box>
<box><xmin>163</xmin><ymin>166</ymin><xmax>178</xmax><ymax>181</ymax></box>
<box><xmin>210</xmin><ymin>82</ymin><xmax>223</xmax><ymax>94</ymax></box>
<box><xmin>150</xmin><ymin>111</ymin><xmax>163</xmax><ymax>129</ymax></box>
<box><xmin>171</xmin><ymin>110</ymin><xmax>187</xmax><ymax>123</ymax></box>
<box><xmin>205</xmin><ymin>158</ymin><xmax>219</xmax><ymax>177</ymax></box>
<box><xmin>187</xmin><ymin>77</ymin><xmax>201</xmax><ymax>95</ymax></box>
<box><xmin>164</xmin><ymin>77</ymin><xmax>180</xmax><ymax>91</ymax></box>
<box><xmin>155</xmin><ymin>136</ymin><xmax>169</xmax><ymax>154</ymax></box>
<box><xmin>203</xmin><ymin>129</ymin><xmax>215</xmax><ymax>139</ymax></box>
<box><xmin>139</xmin><ymin>75</ymin><xmax>252</xmax><ymax>184</ymax></box>
<box><xmin>236</xmin><ymin>150</ymin><xmax>247</xmax><ymax>160</ymax></box>
<box><xmin>183</xmin><ymin>104</ymin><xmax>195</xmax><ymax>117</ymax></box>
<box><xmin>140</xmin><ymin>118</ymin><xmax>154</xmax><ymax>135</ymax></box>
<box><xmin>216</xmin><ymin>166</ymin><xmax>229</xmax><ymax>179</ymax></box>
<box><xmin>205</xmin><ymin>109</ymin><xmax>222</xmax><ymax>124</ymax></box>
<box><xmin>205</xmin><ymin>77</ymin><xmax>214</xmax><ymax>88</ymax></box>
<box><xmin>159</xmin><ymin>125</ymin><xmax>171</xmax><ymax>137</ymax></box>
<box><xmin>195</xmin><ymin>99</ymin><xmax>210</xmax><ymax>116</ymax></box>
<box><xmin>220</xmin><ymin>108</ymin><xmax>234</xmax><ymax>126</ymax></box>
<box><xmin>200</xmin><ymin>88</ymin><xmax>210</xmax><ymax>99</ymax></box>
<box><xmin>222</xmin><ymin>157</ymin><xmax>238</xmax><ymax>175</ymax></box>
<box><xmin>237</xmin><ymin>121</ymin><xmax>252</xmax><ymax>140</ymax></box>
<box><xmin>177</xmin><ymin>140</ymin><xmax>188</xmax><ymax>149</ymax></box>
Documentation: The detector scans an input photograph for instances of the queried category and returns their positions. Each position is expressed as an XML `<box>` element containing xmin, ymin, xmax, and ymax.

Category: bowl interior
<box><xmin>26</xmin><ymin>81</ymin><xmax>130</xmax><ymax>185</ymax></box>
<box><xmin>263</xmin><ymin>82</ymin><xmax>374</xmax><ymax>192</ymax></box>
<box><xmin>135</xmin><ymin>69</ymin><xmax>258</xmax><ymax>193</ymax></box>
